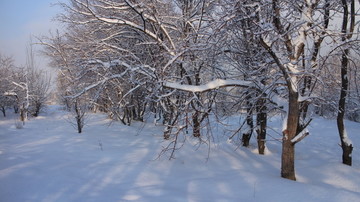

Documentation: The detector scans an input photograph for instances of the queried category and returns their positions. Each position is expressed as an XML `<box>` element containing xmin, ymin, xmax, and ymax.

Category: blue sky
<box><xmin>0</xmin><ymin>0</ymin><xmax>62</xmax><ymax>69</ymax></box>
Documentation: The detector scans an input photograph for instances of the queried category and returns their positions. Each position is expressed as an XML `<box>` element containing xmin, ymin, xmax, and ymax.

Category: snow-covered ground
<box><xmin>0</xmin><ymin>105</ymin><xmax>359</xmax><ymax>202</ymax></box>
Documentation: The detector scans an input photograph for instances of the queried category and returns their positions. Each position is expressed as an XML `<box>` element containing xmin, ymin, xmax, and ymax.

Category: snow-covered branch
<box><xmin>68</xmin><ymin>68</ymin><xmax>134</xmax><ymax>99</ymax></box>
<box><xmin>163</xmin><ymin>79</ymin><xmax>254</xmax><ymax>93</ymax></box>
<box><xmin>70</xmin><ymin>0</ymin><xmax>176</xmax><ymax>56</ymax></box>
<box><xmin>290</xmin><ymin>129</ymin><xmax>309</xmax><ymax>145</ymax></box>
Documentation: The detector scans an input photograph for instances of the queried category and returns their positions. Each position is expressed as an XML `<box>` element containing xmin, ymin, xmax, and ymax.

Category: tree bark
<box><xmin>242</xmin><ymin>113</ymin><xmax>253</xmax><ymax>147</ymax></box>
<box><xmin>1</xmin><ymin>106</ymin><xmax>5</xmax><ymax>117</ymax></box>
<box><xmin>281</xmin><ymin>90</ymin><xmax>299</xmax><ymax>181</ymax></box>
<box><xmin>192</xmin><ymin>70</ymin><xmax>201</xmax><ymax>138</ymax></box>
<box><xmin>281</xmin><ymin>136</ymin><xmax>296</xmax><ymax>180</ymax></box>
<box><xmin>242</xmin><ymin>93</ymin><xmax>253</xmax><ymax>147</ymax></box>
<box><xmin>20</xmin><ymin>103</ymin><xmax>26</xmax><ymax>124</ymax></box>
<box><xmin>337</xmin><ymin>49</ymin><xmax>353</xmax><ymax>166</ymax></box>
<box><xmin>336</xmin><ymin>0</ymin><xmax>354</xmax><ymax>166</ymax></box>
<box><xmin>193</xmin><ymin>110</ymin><xmax>201</xmax><ymax>137</ymax></box>
<box><xmin>256</xmin><ymin>97</ymin><xmax>267</xmax><ymax>155</ymax></box>
<box><xmin>74</xmin><ymin>101</ymin><xmax>83</xmax><ymax>133</ymax></box>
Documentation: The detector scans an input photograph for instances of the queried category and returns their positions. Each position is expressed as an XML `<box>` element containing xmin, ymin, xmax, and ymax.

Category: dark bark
<box><xmin>163</xmin><ymin>99</ymin><xmax>177</xmax><ymax>139</ymax></box>
<box><xmin>32</xmin><ymin>102</ymin><xmax>41</xmax><ymax>117</ymax></box>
<box><xmin>76</xmin><ymin>115</ymin><xmax>82</xmax><ymax>133</ymax></box>
<box><xmin>336</xmin><ymin>0</ymin><xmax>354</xmax><ymax>166</ymax></box>
<box><xmin>192</xmin><ymin>110</ymin><xmax>200</xmax><ymax>137</ymax></box>
<box><xmin>256</xmin><ymin>97</ymin><xmax>267</xmax><ymax>155</ymax></box>
<box><xmin>337</xmin><ymin>49</ymin><xmax>353</xmax><ymax>166</ymax></box>
<box><xmin>242</xmin><ymin>112</ymin><xmax>253</xmax><ymax>147</ymax></box>
<box><xmin>74</xmin><ymin>101</ymin><xmax>83</xmax><ymax>133</ymax></box>
<box><xmin>192</xmin><ymin>69</ymin><xmax>202</xmax><ymax>138</ymax></box>
<box><xmin>242</xmin><ymin>93</ymin><xmax>254</xmax><ymax>147</ymax></box>
<box><xmin>1</xmin><ymin>106</ymin><xmax>5</xmax><ymax>117</ymax></box>
<box><xmin>14</xmin><ymin>105</ymin><xmax>19</xmax><ymax>113</ymax></box>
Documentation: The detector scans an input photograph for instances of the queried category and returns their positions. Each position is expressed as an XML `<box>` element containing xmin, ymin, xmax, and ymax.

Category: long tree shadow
<box><xmin>1</xmin><ymin>108</ymin><xmax>360</xmax><ymax>201</ymax></box>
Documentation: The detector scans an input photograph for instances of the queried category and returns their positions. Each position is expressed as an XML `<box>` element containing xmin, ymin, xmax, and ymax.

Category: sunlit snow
<box><xmin>0</xmin><ymin>106</ymin><xmax>359</xmax><ymax>202</ymax></box>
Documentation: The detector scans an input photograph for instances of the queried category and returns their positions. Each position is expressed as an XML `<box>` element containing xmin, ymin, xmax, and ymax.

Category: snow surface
<box><xmin>0</xmin><ymin>106</ymin><xmax>360</xmax><ymax>202</ymax></box>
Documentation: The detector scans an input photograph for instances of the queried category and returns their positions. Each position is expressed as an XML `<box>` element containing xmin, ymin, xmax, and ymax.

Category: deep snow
<box><xmin>0</xmin><ymin>105</ymin><xmax>359</xmax><ymax>202</ymax></box>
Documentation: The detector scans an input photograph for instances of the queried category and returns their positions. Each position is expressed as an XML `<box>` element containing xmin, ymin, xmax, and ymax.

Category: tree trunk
<box><xmin>14</xmin><ymin>105</ymin><xmax>19</xmax><ymax>113</ymax></box>
<box><xmin>33</xmin><ymin>102</ymin><xmax>41</xmax><ymax>117</ymax></box>
<box><xmin>337</xmin><ymin>49</ymin><xmax>353</xmax><ymax>166</ymax></box>
<box><xmin>281</xmin><ymin>137</ymin><xmax>296</xmax><ymax>180</ymax></box>
<box><xmin>281</xmin><ymin>90</ymin><xmax>299</xmax><ymax>181</ymax></box>
<box><xmin>1</xmin><ymin>106</ymin><xmax>5</xmax><ymax>117</ymax></box>
<box><xmin>192</xmin><ymin>69</ymin><xmax>201</xmax><ymax>138</ymax></box>
<box><xmin>74</xmin><ymin>101</ymin><xmax>83</xmax><ymax>133</ymax></box>
<box><xmin>242</xmin><ymin>113</ymin><xmax>253</xmax><ymax>147</ymax></box>
<box><xmin>242</xmin><ymin>93</ymin><xmax>253</xmax><ymax>147</ymax></box>
<box><xmin>256</xmin><ymin>97</ymin><xmax>267</xmax><ymax>155</ymax></box>
<box><xmin>20</xmin><ymin>103</ymin><xmax>26</xmax><ymax>124</ymax></box>
<box><xmin>76</xmin><ymin>115</ymin><xmax>82</xmax><ymax>133</ymax></box>
<box><xmin>193</xmin><ymin>110</ymin><xmax>200</xmax><ymax>137</ymax></box>
<box><xmin>299</xmin><ymin>76</ymin><xmax>311</xmax><ymax>121</ymax></box>
<box><xmin>335</xmin><ymin>0</ymin><xmax>354</xmax><ymax>167</ymax></box>
<box><xmin>163</xmin><ymin>100</ymin><xmax>178</xmax><ymax>139</ymax></box>
<box><xmin>164</xmin><ymin>112</ymin><xmax>179</xmax><ymax>140</ymax></box>
<box><xmin>164</xmin><ymin>126</ymin><xmax>171</xmax><ymax>140</ymax></box>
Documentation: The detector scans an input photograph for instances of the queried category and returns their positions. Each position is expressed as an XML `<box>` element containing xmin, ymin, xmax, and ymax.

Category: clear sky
<box><xmin>0</xmin><ymin>0</ymin><xmax>63</xmax><ymax>70</ymax></box>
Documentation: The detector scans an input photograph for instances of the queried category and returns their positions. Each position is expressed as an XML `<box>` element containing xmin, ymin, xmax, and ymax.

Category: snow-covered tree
<box><xmin>0</xmin><ymin>43</ymin><xmax>51</xmax><ymax>122</ymax></box>
<box><xmin>254</xmin><ymin>0</ymin><xmax>336</xmax><ymax>180</ymax></box>
<box><xmin>40</xmin><ymin>0</ymin><xmax>360</xmax><ymax>180</ymax></box>
<box><xmin>336</xmin><ymin>0</ymin><xmax>356</xmax><ymax>166</ymax></box>
<box><xmin>0</xmin><ymin>54</ymin><xmax>17</xmax><ymax>117</ymax></box>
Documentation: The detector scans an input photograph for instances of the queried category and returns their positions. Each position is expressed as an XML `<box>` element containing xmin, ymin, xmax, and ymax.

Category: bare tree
<box><xmin>337</xmin><ymin>0</ymin><xmax>355</xmax><ymax>166</ymax></box>
<box><xmin>0</xmin><ymin>54</ymin><xmax>16</xmax><ymax>117</ymax></box>
<box><xmin>40</xmin><ymin>0</ymin><xmax>360</xmax><ymax>180</ymax></box>
<box><xmin>256</xmin><ymin>0</ymin><xmax>336</xmax><ymax>180</ymax></box>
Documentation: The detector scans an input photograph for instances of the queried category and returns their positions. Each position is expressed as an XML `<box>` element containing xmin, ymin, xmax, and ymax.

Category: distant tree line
<box><xmin>0</xmin><ymin>44</ymin><xmax>50</xmax><ymax>124</ymax></box>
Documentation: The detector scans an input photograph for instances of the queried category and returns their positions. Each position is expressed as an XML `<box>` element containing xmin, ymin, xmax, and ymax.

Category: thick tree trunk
<box><xmin>281</xmin><ymin>138</ymin><xmax>296</xmax><ymax>180</ymax></box>
<box><xmin>281</xmin><ymin>90</ymin><xmax>299</xmax><ymax>181</ymax></box>
<box><xmin>341</xmin><ymin>141</ymin><xmax>353</xmax><ymax>166</ymax></box>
